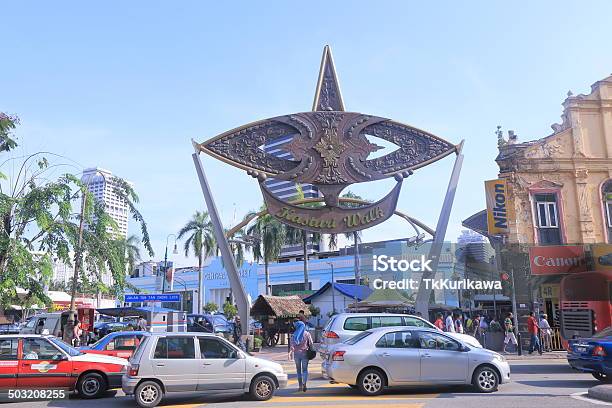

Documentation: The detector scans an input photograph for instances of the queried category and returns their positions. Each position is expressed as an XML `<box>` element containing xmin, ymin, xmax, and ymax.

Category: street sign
<box><xmin>124</xmin><ymin>294</ymin><xmax>181</xmax><ymax>303</ymax></box>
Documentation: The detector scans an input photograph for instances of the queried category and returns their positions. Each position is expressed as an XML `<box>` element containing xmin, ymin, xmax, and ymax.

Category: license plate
<box><xmin>575</xmin><ymin>346</ymin><xmax>587</xmax><ymax>353</ymax></box>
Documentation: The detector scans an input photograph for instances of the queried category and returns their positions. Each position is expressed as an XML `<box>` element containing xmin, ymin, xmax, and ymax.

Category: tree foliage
<box><xmin>0</xmin><ymin>114</ymin><xmax>153</xmax><ymax>309</ymax></box>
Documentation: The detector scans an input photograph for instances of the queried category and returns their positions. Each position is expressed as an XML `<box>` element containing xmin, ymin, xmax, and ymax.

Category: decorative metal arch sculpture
<box><xmin>192</xmin><ymin>46</ymin><xmax>465</xmax><ymax>330</ymax></box>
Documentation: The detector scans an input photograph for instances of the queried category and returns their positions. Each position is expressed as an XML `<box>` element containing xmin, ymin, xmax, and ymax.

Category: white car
<box><xmin>320</xmin><ymin>313</ymin><xmax>481</xmax><ymax>357</ymax></box>
<box><xmin>322</xmin><ymin>327</ymin><xmax>510</xmax><ymax>395</ymax></box>
<box><xmin>122</xmin><ymin>332</ymin><xmax>288</xmax><ymax>407</ymax></box>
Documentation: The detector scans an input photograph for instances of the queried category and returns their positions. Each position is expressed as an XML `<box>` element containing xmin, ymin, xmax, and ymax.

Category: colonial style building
<box><xmin>497</xmin><ymin>74</ymin><xmax>612</xmax><ymax>246</ymax></box>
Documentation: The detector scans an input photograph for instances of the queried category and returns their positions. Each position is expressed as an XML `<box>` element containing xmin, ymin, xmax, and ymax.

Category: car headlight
<box><xmin>494</xmin><ymin>353</ymin><xmax>506</xmax><ymax>362</ymax></box>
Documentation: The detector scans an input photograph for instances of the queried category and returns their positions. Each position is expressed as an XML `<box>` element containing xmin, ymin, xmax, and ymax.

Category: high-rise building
<box><xmin>457</xmin><ymin>229</ymin><xmax>495</xmax><ymax>264</ymax></box>
<box><xmin>81</xmin><ymin>167</ymin><xmax>131</xmax><ymax>239</ymax></box>
<box><xmin>263</xmin><ymin>137</ymin><xmax>322</xmax><ymax>257</ymax></box>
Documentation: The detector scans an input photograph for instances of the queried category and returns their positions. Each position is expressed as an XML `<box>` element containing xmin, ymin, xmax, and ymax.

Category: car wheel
<box><xmin>358</xmin><ymin>368</ymin><xmax>385</xmax><ymax>396</ymax></box>
<box><xmin>472</xmin><ymin>366</ymin><xmax>499</xmax><ymax>393</ymax></box>
<box><xmin>250</xmin><ymin>375</ymin><xmax>276</xmax><ymax>401</ymax></box>
<box><xmin>592</xmin><ymin>372</ymin><xmax>611</xmax><ymax>383</ymax></box>
<box><xmin>135</xmin><ymin>381</ymin><xmax>163</xmax><ymax>408</ymax></box>
<box><xmin>77</xmin><ymin>372</ymin><xmax>107</xmax><ymax>399</ymax></box>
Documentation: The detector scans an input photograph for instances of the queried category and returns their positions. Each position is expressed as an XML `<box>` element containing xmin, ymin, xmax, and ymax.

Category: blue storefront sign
<box><xmin>125</xmin><ymin>293</ymin><xmax>181</xmax><ymax>302</ymax></box>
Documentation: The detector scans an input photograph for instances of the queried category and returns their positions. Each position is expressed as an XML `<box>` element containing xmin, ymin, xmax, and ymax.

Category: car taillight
<box><xmin>128</xmin><ymin>364</ymin><xmax>139</xmax><ymax>376</ymax></box>
<box><xmin>332</xmin><ymin>351</ymin><xmax>346</xmax><ymax>361</ymax></box>
<box><xmin>325</xmin><ymin>331</ymin><xmax>339</xmax><ymax>339</ymax></box>
<box><xmin>592</xmin><ymin>346</ymin><xmax>607</xmax><ymax>357</ymax></box>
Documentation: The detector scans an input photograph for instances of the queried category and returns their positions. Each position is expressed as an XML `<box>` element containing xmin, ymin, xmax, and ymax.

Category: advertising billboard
<box><xmin>485</xmin><ymin>179</ymin><xmax>512</xmax><ymax>235</ymax></box>
<box><xmin>528</xmin><ymin>245</ymin><xmax>587</xmax><ymax>275</ymax></box>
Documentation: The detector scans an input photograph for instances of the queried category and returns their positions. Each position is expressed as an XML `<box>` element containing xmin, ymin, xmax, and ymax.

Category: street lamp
<box><xmin>162</xmin><ymin>234</ymin><xmax>178</xmax><ymax>293</ymax></box>
<box><xmin>327</xmin><ymin>262</ymin><xmax>336</xmax><ymax>314</ymax></box>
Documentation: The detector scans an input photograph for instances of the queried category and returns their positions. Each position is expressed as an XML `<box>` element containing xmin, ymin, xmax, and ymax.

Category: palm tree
<box><xmin>177</xmin><ymin>211</ymin><xmax>215</xmax><ymax>313</ymax></box>
<box><xmin>328</xmin><ymin>191</ymin><xmax>365</xmax><ymax>285</ymax></box>
<box><xmin>247</xmin><ymin>209</ymin><xmax>285</xmax><ymax>295</ymax></box>
<box><xmin>123</xmin><ymin>234</ymin><xmax>142</xmax><ymax>275</ymax></box>
<box><xmin>285</xmin><ymin>185</ymin><xmax>321</xmax><ymax>292</ymax></box>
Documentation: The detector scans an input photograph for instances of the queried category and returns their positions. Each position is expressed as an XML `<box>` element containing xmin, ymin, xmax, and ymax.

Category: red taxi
<box><xmin>0</xmin><ymin>334</ymin><xmax>128</xmax><ymax>399</ymax></box>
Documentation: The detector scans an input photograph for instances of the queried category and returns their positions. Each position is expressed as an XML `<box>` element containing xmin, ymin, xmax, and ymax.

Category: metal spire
<box><xmin>312</xmin><ymin>45</ymin><xmax>345</xmax><ymax>112</ymax></box>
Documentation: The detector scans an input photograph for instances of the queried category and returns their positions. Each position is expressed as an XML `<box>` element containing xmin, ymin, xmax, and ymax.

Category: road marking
<box><xmin>571</xmin><ymin>392</ymin><xmax>612</xmax><ymax>406</ymax></box>
<box><xmin>266</xmin><ymin>393</ymin><xmax>438</xmax><ymax>402</ymax></box>
<box><xmin>263</xmin><ymin>404</ymin><xmax>423</xmax><ymax>408</ymax></box>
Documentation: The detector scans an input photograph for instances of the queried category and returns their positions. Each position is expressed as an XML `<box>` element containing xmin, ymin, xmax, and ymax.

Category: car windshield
<box><xmin>592</xmin><ymin>327</ymin><xmax>612</xmax><ymax>339</ymax></box>
<box><xmin>49</xmin><ymin>337</ymin><xmax>82</xmax><ymax>357</ymax></box>
<box><xmin>345</xmin><ymin>331</ymin><xmax>372</xmax><ymax>345</ymax></box>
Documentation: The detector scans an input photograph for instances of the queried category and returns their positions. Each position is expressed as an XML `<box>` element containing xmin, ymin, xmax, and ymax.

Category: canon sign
<box><xmin>528</xmin><ymin>246</ymin><xmax>587</xmax><ymax>275</ymax></box>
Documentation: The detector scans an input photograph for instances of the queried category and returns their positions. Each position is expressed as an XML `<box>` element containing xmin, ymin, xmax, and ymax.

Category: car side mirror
<box><xmin>461</xmin><ymin>345</ymin><xmax>471</xmax><ymax>352</ymax></box>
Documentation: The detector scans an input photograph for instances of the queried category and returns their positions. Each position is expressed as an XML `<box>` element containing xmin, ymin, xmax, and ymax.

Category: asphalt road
<box><xmin>0</xmin><ymin>359</ymin><xmax>607</xmax><ymax>408</ymax></box>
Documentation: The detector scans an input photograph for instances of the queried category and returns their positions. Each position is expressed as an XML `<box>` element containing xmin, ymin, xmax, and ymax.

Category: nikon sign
<box><xmin>485</xmin><ymin>179</ymin><xmax>512</xmax><ymax>235</ymax></box>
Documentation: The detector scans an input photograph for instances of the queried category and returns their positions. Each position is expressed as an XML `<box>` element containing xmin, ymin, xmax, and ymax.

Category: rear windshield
<box><xmin>345</xmin><ymin>331</ymin><xmax>372</xmax><ymax>345</ymax></box>
<box><xmin>131</xmin><ymin>335</ymin><xmax>149</xmax><ymax>362</ymax></box>
<box><xmin>593</xmin><ymin>327</ymin><xmax>612</xmax><ymax>339</ymax></box>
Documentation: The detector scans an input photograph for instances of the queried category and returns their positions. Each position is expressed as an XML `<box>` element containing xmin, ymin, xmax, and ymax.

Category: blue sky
<box><xmin>3</xmin><ymin>1</ymin><xmax>612</xmax><ymax>267</ymax></box>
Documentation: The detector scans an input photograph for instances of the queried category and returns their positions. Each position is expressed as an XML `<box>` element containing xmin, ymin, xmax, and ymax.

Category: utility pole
<box><xmin>327</xmin><ymin>262</ymin><xmax>336</xmax><ymax>314</ymax></box>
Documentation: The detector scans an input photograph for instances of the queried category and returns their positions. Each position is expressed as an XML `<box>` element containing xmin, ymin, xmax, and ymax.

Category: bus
<box><xmin>560</xmin><ymin>270</ymin><xmax>612</xmax><ymax>345</ymax></box>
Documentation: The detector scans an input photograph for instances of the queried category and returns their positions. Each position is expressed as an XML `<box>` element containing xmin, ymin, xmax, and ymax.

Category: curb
<box><xmin>588</xmin><ymin>385</ymin><xmax>612</xmax><ymax>403</ymax></box>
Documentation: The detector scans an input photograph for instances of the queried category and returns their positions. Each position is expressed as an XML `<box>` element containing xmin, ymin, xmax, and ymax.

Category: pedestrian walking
<box><xmin>453</xmin><ymin>312</ymin><xmax>464</xmax><ymax>334</ymax></box>
<box><xmin>288</xmin><ymin>320</ymin><xmax>313</xmax><ymax>392</ymax></box>
<box><xmin>233</xmin><ymin>315</ymin><xmax>243</xmax><ymax>349</ymax></box>
<box><xmin>72</xmin><ymin>320</ymin><xmax>83</xmax><ymax>347</ymax></box>
<box><xmin>471</xmin><ymin>314</ymin><xmax>481</xmax><ymax>337</ymax></box>
<box><xmin>502</xmin><ymin>312</ymin><xmax>518</xmax><ymax>353</ymax></box>
<box><xmin>434</xmin><ymin>313</ymin><xmax>445</xmax><ymax>331</ymax></box>
<box><xmin>539</xmin><ymin>314</ymin><xmax>553</xmax><ymax>352</ymax></box>
<box><xmin>445</xmin><ymin>313</ymin><xmax>456</xmax><ymax>333</ymax></box>
<box><xmin>527</xmin><ymin>311</ymin><xmax>542</xmax><ymax>355</ymax></box>
<box><xmin>137</xmin><ymin>316</ymin><xmax>148</xmax><ymax>331</ymax></box>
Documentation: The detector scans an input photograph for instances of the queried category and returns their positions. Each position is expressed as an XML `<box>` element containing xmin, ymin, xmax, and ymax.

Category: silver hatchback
<box><xmin>123</xmin><ymin>332</ymin><xmax>287</xmax><ymax>407</ymax></box>
<box><xmin>322</xmin><ymin>327</ymin><xmax>510</xmax><ymax>395</ymax></box>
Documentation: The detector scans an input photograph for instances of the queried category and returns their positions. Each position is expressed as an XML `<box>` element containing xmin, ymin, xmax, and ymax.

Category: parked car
<box><xmin>187</xmin><ymin>314</ymin><xmax>232</xmax><ymax>335</ymax></box>
<box><xmin>122</xmin><ymin>332</ymin><xmax>287</xmax><ymax>407</ymax></box>
<box><xmin>567</xmin><ymin>326</ymin><xmax>612</xmax><ymax>382</ymax></box>
<box><xmin>322</xmin><ymin>326</ymin><xmax>510</xmax><ymax>395</ymax></box>
<box><xmin>0</xmin><ymin>334</ymin><xmax>128</xmax><ymax>398</ymax></box>
<box><xmin>0</xmin><ymin>323</ymin><xmax>20</xmax><ymax>334</ymax></box>
<box><xmin>79</xmin><ymin>331</ymin><xmax>146</xmax><ymax>359</ymax></box>
<box><xmin>320</xmin><ymin>313</ymin><xmax>482</xmax><ymax>357</ymax></box>
<box><xmin>94</xmin><ymin>321</ymin><xmax>134</xmax><ymax>339</ymax></box>
<box><xmin>20</xmin><ymin>312</ymin><xmax>65</xmax><ymax>337</ymax></box>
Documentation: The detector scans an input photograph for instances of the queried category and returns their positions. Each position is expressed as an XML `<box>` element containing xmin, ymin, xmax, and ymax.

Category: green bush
<box><xmin>203</xmin><ymin>302</ymin><xmax>218</xmax><ymax>313</ymax></box>
<box><xmin>253</xmin><ymin>336</ymin><xmax>263</xmax><ymax>348</ymax></box>
<box><xmin>223</xmin><ymin>302</ymin><xmax>238</xmax><ymax>319</ymax></box>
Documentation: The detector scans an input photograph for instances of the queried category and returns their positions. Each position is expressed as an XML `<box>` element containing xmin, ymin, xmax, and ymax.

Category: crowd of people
<box><xmin>432</xmin><ymin>310</ymin><xmax>555</xmax><ymax>354</ymax></box>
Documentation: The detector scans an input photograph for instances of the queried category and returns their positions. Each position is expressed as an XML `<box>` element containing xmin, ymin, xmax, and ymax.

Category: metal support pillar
<box><xmin>192</xmin><ymin>143</ymin><xmax>249</xmax><ymax>334</ymax></box>
<box><xmin>415</xmin><ymin>141</ymin><xmax>465</xmax><ymax>318</ymax></box>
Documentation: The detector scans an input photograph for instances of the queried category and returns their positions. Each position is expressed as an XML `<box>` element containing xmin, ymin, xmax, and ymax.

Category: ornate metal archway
<box><xmin>192</xmin><ymin>46</ymin><xmax>464</xmax><ymax>330</ymax></box>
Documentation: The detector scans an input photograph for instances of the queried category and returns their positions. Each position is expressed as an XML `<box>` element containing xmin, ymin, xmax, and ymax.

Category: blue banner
<box><xmin>124</xmin><ymin>293</ymin><xmax>181</xmax><ymax>302</ymax></box>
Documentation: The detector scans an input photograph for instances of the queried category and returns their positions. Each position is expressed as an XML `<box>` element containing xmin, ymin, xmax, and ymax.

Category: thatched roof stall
<box><xmin>250</xmin><ymin>295</ymin><xmax>311</xmax><ymax>320</ymax></box>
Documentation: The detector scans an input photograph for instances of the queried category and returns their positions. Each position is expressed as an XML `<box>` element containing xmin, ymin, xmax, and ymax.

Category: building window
<box><xmin>533</xmin><ymin>193</ymin><xmax>562</xmax><ymax>245</ymax></box>
<box><xmin>603</xmin><ymin>181</ymin><xmax>612</xmax><ymax>243</ymax></box>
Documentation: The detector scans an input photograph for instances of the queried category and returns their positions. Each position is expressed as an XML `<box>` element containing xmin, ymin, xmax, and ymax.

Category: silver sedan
<box><xmin>322</xmin><ymin>327</ymin><xmax>510</xmax><ymax>396</ymax></box>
